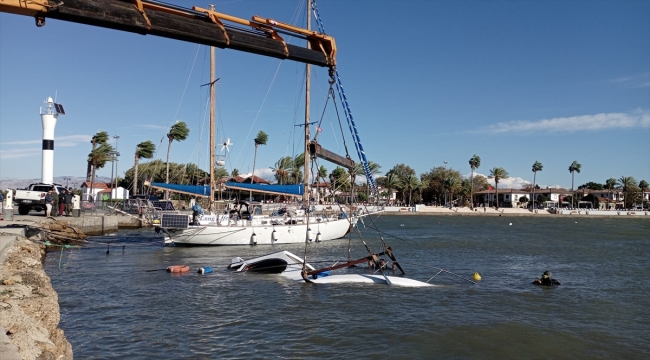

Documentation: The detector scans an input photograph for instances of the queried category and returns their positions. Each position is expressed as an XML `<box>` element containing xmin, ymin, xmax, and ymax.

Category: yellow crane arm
<box><xmin>0</xmin><ymin>0</ymin><xmax>336</xmax><ymax>68</ymax></box>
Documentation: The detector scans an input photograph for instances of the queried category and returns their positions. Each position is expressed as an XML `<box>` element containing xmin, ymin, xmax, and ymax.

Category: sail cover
<box><xmin>148</xmin><ymin>182</ymin><xmax>304</xmax><ymax>197</ymax></box>
<box><xmin>148</xmin><ymin>183</ymin><xmax>212</xmax><ymax>197</ymax></box>
<box><xmin>225</xmin><ymin>182</ymin><xmax>304</xmax><ymax>196</ymax></box>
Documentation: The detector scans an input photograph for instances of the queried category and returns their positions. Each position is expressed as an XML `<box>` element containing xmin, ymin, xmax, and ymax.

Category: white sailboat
<box><xmin>154</xmin><ymin>4</ymin><xmax>360</xmax><ymax>246</ymax></box>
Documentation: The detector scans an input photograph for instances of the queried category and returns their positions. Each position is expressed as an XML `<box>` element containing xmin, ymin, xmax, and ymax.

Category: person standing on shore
<box><xmin>52</xmin><ymin>190</ymin><xmax>59</xmax><ymax>217</ymax></box>
<box><xmin>45</xmin><ymin>190</ymin><xmax>54</xmax><ymax>217</ymax></box>
<box><xmin>58</xmin><ymin>189</ymin><xmax>67</xmax><ymax>216</ymax></box>
<box><xmin>65</xmin><ymin>188</ymin><xmax>73</xmax><ymax>216</ymax></box>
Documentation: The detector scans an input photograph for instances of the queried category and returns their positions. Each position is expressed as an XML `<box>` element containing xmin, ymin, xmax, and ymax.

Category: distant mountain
<box><xmin>0</xmin><ymin>176</ymin><xmax>111</xmax><ymax>190</ymax></box>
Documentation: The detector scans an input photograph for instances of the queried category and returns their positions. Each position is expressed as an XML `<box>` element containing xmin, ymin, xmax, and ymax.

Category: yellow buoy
<box><xmin>473</xmin><ymin>272</ymin><xmax>482</xmax><ymax>281</ymax></box>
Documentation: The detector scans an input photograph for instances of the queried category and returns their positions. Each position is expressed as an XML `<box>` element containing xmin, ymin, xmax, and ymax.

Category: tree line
<box><xmin>87</xmin><ymin>131</ymin><xmax>648</xmax><ymax>209</ymax></box>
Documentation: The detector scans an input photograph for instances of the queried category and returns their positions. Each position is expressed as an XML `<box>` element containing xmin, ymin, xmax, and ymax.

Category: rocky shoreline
<box><xmin>0</xmin><ymin>231</ymin><xmax>73</xmax><ymax>360</ymax></box>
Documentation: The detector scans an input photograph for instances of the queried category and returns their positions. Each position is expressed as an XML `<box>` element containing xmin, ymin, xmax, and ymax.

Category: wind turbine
<box><xmin>216</xmin><ymin>137</ymin><xmax>233</xmax><ymax>166</ymax></box>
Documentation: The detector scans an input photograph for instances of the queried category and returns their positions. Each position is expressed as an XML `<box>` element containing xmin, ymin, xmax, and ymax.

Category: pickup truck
<box><xmin>13</xmin><ymin>183</ymin><xmax>66</xmax><ymax>215</ymax></box>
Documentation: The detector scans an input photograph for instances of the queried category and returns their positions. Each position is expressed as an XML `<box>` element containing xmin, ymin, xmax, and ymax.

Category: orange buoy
<box><xmin>166</xmin><ymin>265</ymin><xmax>190</xmax><ymax>273</ymax></box>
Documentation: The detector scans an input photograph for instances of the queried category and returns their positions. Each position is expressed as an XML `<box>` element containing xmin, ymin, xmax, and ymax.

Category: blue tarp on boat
<box><xmin>225</xmin><ymin>182</ymin><xmax>304</xmax><ymax>196</ymax></box>
<box><xmin>149</xmin><ymin>183</ymin><xmax>212</xmax><ymax>197</ymax></box>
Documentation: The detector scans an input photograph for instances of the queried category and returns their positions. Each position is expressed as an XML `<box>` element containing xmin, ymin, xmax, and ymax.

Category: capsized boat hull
<box><xmin>164</xmin><ymin>217</ymin><xmax>356</xmax><ymax>246</ymax></box>
<box><xmin>307</xmin><ymin>274</ymin><xmax>433</xmax><ymax>287</ymax></box>
<box><xmin>229</xmin><ymin>250</ymin><xmax>433</xmax><ymax>287</ymax></box>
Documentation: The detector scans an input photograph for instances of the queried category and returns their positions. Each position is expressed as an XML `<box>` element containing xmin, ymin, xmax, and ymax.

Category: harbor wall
<box><xmin>0</xmin><ymin>229</ymin><xmax>73</xmax><ymax>360</ymax></box>
<box><xmin>53</xmin><ymin>214</ymin><xmax>143</xmax><ymax>236</ymax></box>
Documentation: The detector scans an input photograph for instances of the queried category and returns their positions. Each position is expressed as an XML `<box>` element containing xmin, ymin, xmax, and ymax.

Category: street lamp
<box><xmin>113</xmin><ymin>135</ymin><xmax>120</xmax><ymax>199</ymax></box>
<box><xmin>63</xmin><ymin>177</ymin><xmax>71</xmax><ymax>188</ymax></box>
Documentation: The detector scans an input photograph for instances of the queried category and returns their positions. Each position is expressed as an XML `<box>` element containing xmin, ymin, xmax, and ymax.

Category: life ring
<box><xmin>166</xmin><ymin>265</ymin><xmax>190</xmax><ymax>273</ymax></box>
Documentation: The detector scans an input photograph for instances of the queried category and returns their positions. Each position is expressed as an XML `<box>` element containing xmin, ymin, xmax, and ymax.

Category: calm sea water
<box><xmin>44</xmin><ymin>216</ymin><xmax>650</xmax><ymax>359</ymax></box>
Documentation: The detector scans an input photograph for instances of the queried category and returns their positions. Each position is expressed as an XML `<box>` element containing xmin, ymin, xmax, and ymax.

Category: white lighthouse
<box><xmin>40</xmin><ymin>97</ymin><xmax>65</xmax><ymax>184</ymax></box>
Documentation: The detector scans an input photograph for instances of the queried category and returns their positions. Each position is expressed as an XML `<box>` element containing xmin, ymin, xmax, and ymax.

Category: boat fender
<box><xmin>198</xmin><ymin>267</ymin><xmax>213</xmax><ymax>274</ymax></box>
<box><xmin>166</xmin><ymin>265</ymin><xmax>190</xmax><ymax>273</ymax></box>
<box><xmin>308</xmin><ymin>228</ymin><xmax>313</xmax><ymax>242</ymax></box>
<box><xmin>271</xmin><ymin>229</ymin><xmax>277</xmax><ymax>242</ymax></box>
<box><xmin>251</xmin><ymin>232</ymin><xmax>257</xmax><ymax>245</ymax></box>
<box><xmin>316</xmin><ymin>231</ymin><xmax>322</xmax><ymax>242</ymax></box>
<box><xmin>473</xmin><ymin>272</ymin><xmax>482</xmax><ymax>281</ymax></box>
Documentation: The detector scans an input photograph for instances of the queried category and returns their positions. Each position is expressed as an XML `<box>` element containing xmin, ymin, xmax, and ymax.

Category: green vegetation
<box><xmin>568</xmin><ymin>160</ymin><xmax>582</xmax><ymax>207</ymax></box>
<box><xmin>489</xmin><ymin>167</ymin><xmax>509</xmax><ymax>209</ymax></box>
<box><xmin>165</xmin><ymin>121</ymin><xmax>190</xmax><ymax>198</ymax></box>
<box><xmin>531</xmin><ymin>161</ymin><xmax>543</xmax><ymax>207</ymax></box>
<box><xmin>132</xmin><ymin>140</ymin><xmax>155</xmax><ymax>195</ymax></box>
<box><xmin>468</xmin><ymin>154</ymin><xmax>481</xmax><ymax>209</ymax></box>
<box><xmin>251</xmin><ymin>130</ymin><xmax>268</xmax><ymax>184</ymax></box>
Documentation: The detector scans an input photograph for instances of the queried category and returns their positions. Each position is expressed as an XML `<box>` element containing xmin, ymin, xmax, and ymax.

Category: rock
<box><xmin>0</xmin><ymin>238</ymin><xmax>73</xmax><ymax>360</ymax></box>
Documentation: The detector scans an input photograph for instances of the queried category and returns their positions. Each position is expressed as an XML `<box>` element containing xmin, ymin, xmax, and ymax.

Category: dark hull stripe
<box><xmin>42</xmin><ymin>139</ymin><xmax>54</xmax><ymax>150</ymax></box>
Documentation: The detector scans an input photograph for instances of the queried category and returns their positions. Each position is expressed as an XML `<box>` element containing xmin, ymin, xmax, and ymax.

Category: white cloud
<box><xmin>611</xmin><ymin>72</ymin><xmax>650</xmax><ymax>87</ymax></box>
<box><xmin>479</xmin><ymin>110</ymin><xmax>650</xmax><ymax>134</ymax></box>
<box><xmin>1</xmin><ymin>134</ymin><xmax>91</xmax><ymax>147</ymax></box>
<box><xmin>245</xmin><ymin>168</ymin><xmax>276</xmax><ymax>181</ymax></box>
<box><xmin>0</xmin><ymin>148</ymin><xmax>41</xmax><ymax>159</ymax></box>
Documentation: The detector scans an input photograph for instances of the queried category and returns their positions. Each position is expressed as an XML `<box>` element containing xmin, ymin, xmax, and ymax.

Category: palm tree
<box><xmin>87</xmin><ymin>131</ymin><xmax>109</xmax><ymax>181</ymax></box>
<box><xmin>88</xmin><ymin>142</ymin><xmax>114</xmax><ymax>199</ymax></box>
<box><xmin>568</xmin><ymin>160</ymin><xmax>581</xmax><ymax>208</ymax></box>
<box><xmin>329</xmin><ymin>167</ymin><xmax>349</xmax><ymax>202</ymax></box>
<box><xmin>468</xmin><ymin>154</ymin><xmax>481</xmax><ymax>208</ymax></box>
<box><xmin>270</xmin><ymin>156</ymin><xmax>292</xmax><ymax>184</ymax></box>
<box><xmin>231</xmin><ymin>168</ymin><xmax>239</xmax><ymax>177</ymax></box>
<box><xmin>639</xmin><ymin>180</ymin><xmax>649</xmax><ymax>210</ymax></box>
<box><xmin>353</xmin><ymin>161</ymin><xmax>382</xmax><ymax>202</ymax></box>
<box><xmin>402</xmin><ymin>174</ymin><xmax>419</xmax><ymax>206</ymax></box>
<box><xmin>617</xmin><ymin>176</ymin><xmax>635</xmax><ymax>208</ymax></box>
<box><xmin>418</xmin><ymin>178</ymin><xmax>429</xmax><ymax>204</ymax></box>
<box><xmin>443</xmin><ymin>177</ymin><xmax>459</xmax><ymax>207</ymax></box>
<box><xmin>384</xmin><ymin>173</ymin><xmax>400</xmax><ymax>205</ymax></box>
<box><xmin>132</xmin><ymin>140</ymin><xmax>155</xmax><ymax>195</ymax></box>
<box><xmin>291</xmin><ymin>153</ymin><xmax>304</xmax><ymax>184</ymax></box>
<box><xmin>489</xmin><ymin>167</ymin><xmax>509</xmax><ymax>209</ymax></box>
<box><xmin>165</xmin><ymin>121</ymin><xmax>190</xmax><ymax>199</ymax></box>
<box><xmin>531</xmin><ymin>161</ymin><xmax>543</xmax><ymax>209</ymax></box>
<box><xmin>605</xmin><ymin>178</ymin><xmax>617</xmax><ymax>209</ymax></box>
<box><xmin>251</xmin><ymin>131</ymin><xmax>268</xmax><ymax>183</ymax></box>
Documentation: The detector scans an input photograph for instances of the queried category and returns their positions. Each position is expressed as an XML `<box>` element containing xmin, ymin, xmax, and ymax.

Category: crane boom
<box><xmin>0</xmin><ymin>0</ymin><xmax>336</xmax><ymax>68</ymax></box>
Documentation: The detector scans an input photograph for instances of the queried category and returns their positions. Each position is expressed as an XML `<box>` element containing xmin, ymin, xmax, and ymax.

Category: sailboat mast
<box><xmin>303</xmin><ymin>0</ymin><xmax>311</xmax><ymax>203</ymax></box>
<box><xmin>209</xmin><ymin>4</ymin><xmax>216</xmax><ymax>210</ymax></box>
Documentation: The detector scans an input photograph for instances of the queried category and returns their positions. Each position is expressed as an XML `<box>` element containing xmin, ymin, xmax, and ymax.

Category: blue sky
<box><xmin>1</xmin><ymin>0</ymin><xmax>648</xmax><ymax>190</ymax></box>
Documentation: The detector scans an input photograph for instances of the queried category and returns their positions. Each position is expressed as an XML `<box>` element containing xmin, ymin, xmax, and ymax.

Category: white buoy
<box><xmin>251</xmin><ymin>232</ymin><xmax>257</xmax><ymax>245</ymax></box>
<box><xmin>40</xmin><ymin>97</ymin><xmax>64</xmax><ymax>184</ymax></box>
<box><xmin>509</xmin><ymin>223</ymin><xmax>512</xmax><ymax>226</ymax></box>
<box><xmin>316</xmin><ymin>231</ymin><xmax>322</xmax><ymax>242</ymax></box>
<box><xmin>271</xmin><ymin>229</ymin><xmax>277</xmax><ymax>242</ymax></box>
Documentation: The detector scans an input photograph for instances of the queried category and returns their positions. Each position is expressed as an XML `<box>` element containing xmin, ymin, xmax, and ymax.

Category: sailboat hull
<box><xmin>164</xmin><ymin>217</ymin><xmax>356</xmax><ymax>246</ymax></box>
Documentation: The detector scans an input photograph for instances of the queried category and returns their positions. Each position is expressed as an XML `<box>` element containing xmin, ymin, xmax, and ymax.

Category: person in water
<box><xmin>532</xmin><ymin>270</ymin><xmax>560</xmax><ymax>286</ymax></box>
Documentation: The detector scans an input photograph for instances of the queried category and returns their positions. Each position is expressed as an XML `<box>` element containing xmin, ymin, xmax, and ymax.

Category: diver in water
<box><xmin>532</xmin><ymin>270</ymin><xmax>561</xmax><ymax>286</ymax></box>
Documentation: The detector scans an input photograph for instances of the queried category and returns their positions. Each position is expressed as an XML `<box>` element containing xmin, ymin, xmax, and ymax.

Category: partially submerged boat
<box><xmin>228</xmin><ymin>250</ymin><xmax>434</xmax><ymax>287</ymax></box>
